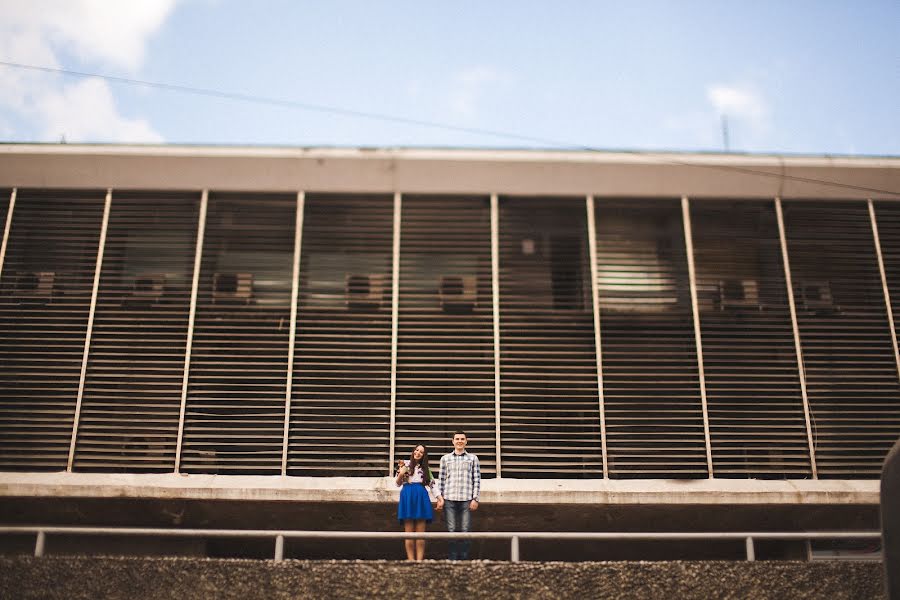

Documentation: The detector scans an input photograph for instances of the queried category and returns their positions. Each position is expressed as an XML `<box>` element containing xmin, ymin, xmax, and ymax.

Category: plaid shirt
<box><xmin>436</xmin><ymin>451</ymin><xmax>481</xmax><ymax>502</ymax></box>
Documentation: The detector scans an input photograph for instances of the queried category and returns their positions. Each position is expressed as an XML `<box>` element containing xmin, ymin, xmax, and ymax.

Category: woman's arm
<box><xmin>395</xmin><ymin>460</ymin><xmax>408</xmax><ymax>487</ymax></box>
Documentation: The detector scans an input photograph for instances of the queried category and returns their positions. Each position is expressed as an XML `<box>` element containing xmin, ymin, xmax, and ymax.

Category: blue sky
<box><xmin>0</xmin><ymin>1</ymin><xmax>897</xmax><ymax>154</ymax></box>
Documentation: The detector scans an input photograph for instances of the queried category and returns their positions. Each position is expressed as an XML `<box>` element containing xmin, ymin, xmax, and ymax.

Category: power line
<box><xmin>0</xmin><ymin>60</ymin><xmax>897</xmax><ymax>196</ymax></box>
<box><xmin>0</xmin><ymin>60</ymin><xmax>573</xmax><ymax>148</ymax></box>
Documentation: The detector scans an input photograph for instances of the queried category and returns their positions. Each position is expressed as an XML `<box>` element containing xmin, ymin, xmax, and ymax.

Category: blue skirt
<box><xmin>397</xmin><ymin>483</ymin><xmax>434</xmax><ymax>522</ymax></box>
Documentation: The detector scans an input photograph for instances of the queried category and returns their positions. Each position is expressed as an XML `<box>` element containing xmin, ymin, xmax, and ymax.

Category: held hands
<box><xmin>435</xmin><ymin>498</ymin><xmax>477</xmax><ymax>511</ymax></box>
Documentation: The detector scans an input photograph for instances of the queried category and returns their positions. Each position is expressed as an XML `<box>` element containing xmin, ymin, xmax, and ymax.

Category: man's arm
<box><xmin>470</xmin><ymin>455</ymin><xmax>481</xmax><ymax>510</ymax></box>
<box><xmin>436</xmin><ymin>455</ymin><xmax>446</xmax><ymax>509</ymax></box>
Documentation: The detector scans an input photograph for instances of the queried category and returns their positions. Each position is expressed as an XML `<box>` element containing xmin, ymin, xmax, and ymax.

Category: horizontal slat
<box><xmin>690</xmin><ymin>200</ymin><xmax>811</xmax><ymax>478</ymax></box>
<box><xmin>499</xmin><ymin>197</ymin><xmax>601</xmax><ymax>478</ymax></box>
<box><xmin>784</xmin><ymin>201</ymin><xmax>900</xmax><ymax>479</ymax></box>
<box><xmin>595</xmin><ymin>199</ymin><xmax>708</xmax><ymax>479</ymax></box>
<box><xmin>288</xmin><ymin>194</ymin><xmax>393</xmax><ymax>476</ymax></box>
<box><xmin>0</xmin><ymin>189</ymin><xmax>105</xmax><ymax>471</ymax></box>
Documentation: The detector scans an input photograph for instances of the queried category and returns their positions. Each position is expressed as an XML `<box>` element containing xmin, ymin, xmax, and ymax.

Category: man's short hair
<box><xmin>453</xmin><ymin>430</ymin><xmax>467</xmax><ymax>438</ymax></box>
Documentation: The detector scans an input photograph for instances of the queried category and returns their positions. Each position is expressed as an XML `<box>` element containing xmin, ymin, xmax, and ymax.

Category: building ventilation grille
<box><xmin>394</xmin><ymin>196</ymin><xmax>497</xmax><ymax>476</ymax></box>
<box><xmin>499</xmin><ymin>197</ymin><xmax>602</xmax><ymax>478</ymax></box>
<box><xmin>783</xmin><ymin>202</ymin><xmax>900</xmax><ymax>479</ymax></box>
<box><xmin>74</xmin><ymin>191</ymin><xmax>200</xmax><ymax>472</ymax></box>
<box><xmin>0</xmin><ymin>189</ymin><xmax>106</xmax><ymax>471</ymax></box>
<box><xmin>179</xmin><ymin>193</ymin><xmax>296</xmax><ymax>474</ymax></box>
<box><xmin>691</xmin><ymin>200</ymin><xmax>812</xmax><ymax>478</ymax></box>
<box><xmin>289</xmin><ymin>194</ymin><xmax>393</xmax><ymax>476</ymax></box>
<box><xmin>594</xmin><ymin>199</ymin><xmax>708</xmax><ymax>478</ymax></box>
<box><xmin>1</xmin><ymin>189</ymin><xmax>899</xmax><ymax>480</ymax></box>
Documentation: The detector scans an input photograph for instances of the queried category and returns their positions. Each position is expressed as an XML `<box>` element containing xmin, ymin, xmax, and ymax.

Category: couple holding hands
<box><xmin>394</xmin><ymin>430</ymin><xmax>481</xmax><ymax>561</ymax></box>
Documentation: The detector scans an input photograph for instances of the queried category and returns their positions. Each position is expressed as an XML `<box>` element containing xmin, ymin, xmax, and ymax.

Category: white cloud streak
<box><xmin>448</xmin><ymin>66</ymin><xmax>510</xmax><ymax>120</ymax></box>
<box><xmin>706</xmin><ymin>83</ymin><xmax>767</xmax><ymax>124</ymax></box>
<box><xmin>0</xmin><ymin>0</ymin><xmax>177</xmax><ymax>142</ymax></box>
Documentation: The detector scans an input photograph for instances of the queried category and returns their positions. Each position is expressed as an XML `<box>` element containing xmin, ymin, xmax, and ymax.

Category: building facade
<box><xmin>0</xmin><ymin>145</ymin><xmax>898</xmax><ymax>558</ymax></box>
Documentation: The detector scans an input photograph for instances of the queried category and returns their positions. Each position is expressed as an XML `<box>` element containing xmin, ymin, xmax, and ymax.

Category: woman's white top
<box><xmin>397</xmin><ymin>460</ymin><xmax>436</xmax><ymax>498</ymax></box>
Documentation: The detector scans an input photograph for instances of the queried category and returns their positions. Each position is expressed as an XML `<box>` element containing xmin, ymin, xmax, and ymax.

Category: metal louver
<box><xmin>498</xmin><ymin>197</ymin><xmax>601</xmax><ymax>478</ymax></box>
<box><xmin>289</xmin><ymin>194</ymin><xmax>393</xmax><ymax>476</ymax></box>
<box><xmin>394</xmin><ymin>196</ymin><xmax>496</xmax><ymax>475</ymax></box>
<box><xmin>594</xmin><ymin>199</ymin><xmax>707</xmax><ymax>478</ymax></box>
<box><xmin>73</xmin><ymin>191</ymin><xmax>200</xmax><ymax>472</ymax></box>
<box><xmin>180</xmin><ymin>193</ymin><xmax>296</xmax><ymax>474</ymax></box>
<box><xmin>782</xmin><ymin>201</ymin><xmax>900</xmax><ymax>478</ymax></box>
<box><xmin>690</xmin><ymin>200</ymin><xmax>811</xmax><ymax>478</ymax></box>
<box><xmin>0</xmin><ymin>189</ymin><xmax>106</xmax><ymax>470</ymax></box>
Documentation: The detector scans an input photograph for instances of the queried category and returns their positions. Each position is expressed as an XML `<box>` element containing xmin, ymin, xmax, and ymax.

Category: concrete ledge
<box><xmin>0</xmin><ymin>557</ymin><xmax>885</xmax><ymax>600</ymax></box>
<box><xmin>1</xmin><ymin>144</ymin><xmax>898</xmax><ymax>199</ymax></box>
<box><xmin>0</xmin><ymin>472</ymin><xmax>879</xmax><ymax>505</ymax></box>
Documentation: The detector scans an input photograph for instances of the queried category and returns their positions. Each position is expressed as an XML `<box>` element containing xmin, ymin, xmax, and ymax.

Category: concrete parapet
<box><xmin>0</xmin><ymin>472</ymin><xmax>880</xmax><ymax>505</ymax></box>
<box><xmin>0</xmin><ymin>556</ymin><xmax>885</xmax><ymax>600</ymax></box>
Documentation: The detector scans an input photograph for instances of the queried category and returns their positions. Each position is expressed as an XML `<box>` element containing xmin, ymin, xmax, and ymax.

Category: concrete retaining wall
<box><xmin>0</xmin><ymin>557</ymin><xmax>885</xmax><ymax>600</ymax></box>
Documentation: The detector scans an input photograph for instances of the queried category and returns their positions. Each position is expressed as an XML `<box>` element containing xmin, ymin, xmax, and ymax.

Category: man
<box><xmin>435</xmin><ymin>430</ymin><xmax>481</xmax><ymax>560</ymax></box>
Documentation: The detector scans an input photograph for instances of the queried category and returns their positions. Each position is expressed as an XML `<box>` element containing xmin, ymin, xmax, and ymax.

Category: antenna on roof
<box><xmin>721</xmin><ymin>115</ymin><xmax>730</xmax><ymax>152</ymax></box>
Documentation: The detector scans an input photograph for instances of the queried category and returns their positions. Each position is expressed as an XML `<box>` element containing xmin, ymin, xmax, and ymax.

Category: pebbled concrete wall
<box><xmin>0</xmin><ymin>557</ymin><xmax>885</xmax><ymax>600</ymax></box>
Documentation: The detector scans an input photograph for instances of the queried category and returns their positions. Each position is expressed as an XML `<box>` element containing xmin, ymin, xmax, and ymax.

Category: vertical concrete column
<box><xmin>586</xmin><ymin>195</ymin><xmax>608</xmax><ymax>478</ymax></box>
<box><xmin>34</xmin><ymin>531</ymin><xmax>45</xmax><ymax>558</ymax></box>
<box><xmin>0</xmin><ymin>188</ymin><xmax>15</xmax><ymax>280</ymax></box>
<box><xmin>868</xmin><ymin>200</ymin><xmax>900</xmax><ymax>386</ymax></box>
<box><xmin>67</xmin><ymin>188</ymin><xmax>112</xmax><ymax>471</ymax></box>
<box><xmin>174</xmin><ymin>190</ymin><xmax>208</xmax><ymax>473</ymax></box>
<box><xmin>775</xmin><ymin>198</ymin><xmax>817</xmax><ymax>478</ymax></box>
<box><xmin>388</xmin><ymin>192</ymin><xmax>401</xmax><ymax>474</ymax></box>
<box><xmin>681</xmin><ymin>196</ymin><xmax>714</xmax><ymax>478</ymax></box>
<box><xmin>510</xmin><ymin>535</ymin><xmax>520</xmax><ymax>562</ymax></box>
<box><xmin>281</xmin><ymin>192</ymin><xmax>305</xmax><ymax>476</ymax></box>
<box><xmin>882</xmin><ymin>437</ymin><xmax>900</xmax><ymax>598</ymax></box>
<box><xmin>274</xmin><ymin>534</ymin><xmax>285</xmax><ymax>562</ymax></box>
<box><xmin>491</xmin><ymin>193</ymin><xmax>502</xmax><ymax>477</ymax></box>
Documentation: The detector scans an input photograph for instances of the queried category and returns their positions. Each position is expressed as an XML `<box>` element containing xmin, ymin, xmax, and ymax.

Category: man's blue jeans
<box><xmin>444</xmin><ymin>500</ymin><xmax>472</xmax><ymax>560</ymax></box>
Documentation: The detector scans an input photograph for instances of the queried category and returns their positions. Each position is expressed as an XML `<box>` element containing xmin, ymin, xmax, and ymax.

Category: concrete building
<box><xmin>0</xmin><ymin>144</ymin><xmax>898</xmax><ymax>560</ymax></box>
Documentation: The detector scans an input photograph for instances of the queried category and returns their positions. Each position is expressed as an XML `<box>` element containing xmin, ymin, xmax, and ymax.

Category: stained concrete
<box><xmin>0</xmin><ymin>496</ymin><xmax>880</xmax><ymax>561</ymax></box>
<box><xmin>0</xmin><ymin>557</ymin><xmax>885</xmax><ymax>600</ymax></box>
<box><xmin>1</xmin><ymin>144</ymin><xmax>898</xmax><ymax>199</ymax></box>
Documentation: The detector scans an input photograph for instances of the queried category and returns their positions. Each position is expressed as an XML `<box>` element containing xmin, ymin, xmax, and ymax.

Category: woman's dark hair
<box><xmin>408</xmin><ymin>444</ymin><xmax>432</xmax><ymax>485</ymax></box>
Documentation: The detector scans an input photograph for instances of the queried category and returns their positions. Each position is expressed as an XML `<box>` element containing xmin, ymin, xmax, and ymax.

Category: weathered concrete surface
<box><xmin>0</xmin><ymin>557</ymin><xmax>885</xmax><ymax>600</ymax></box>
<box><xmin>1</xmin><ymin>144</ymin><xmax>898</xmax><ymax>199</ymax></box>
<box><xmin>0</xmin><ymin>496</ymin><xmax>880</xmax><ymax>561</ymax></box>
<box><xmin>0</xmin><ymin>472</ymin><xmax>880</xmax><ymax>505</ymax></box>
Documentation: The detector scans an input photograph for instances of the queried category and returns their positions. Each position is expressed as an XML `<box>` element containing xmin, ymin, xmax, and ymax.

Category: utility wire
<box><xmin>1</xmin><ymin>60</ymin><xmax>897</xmax><ymax>196</ymax></box>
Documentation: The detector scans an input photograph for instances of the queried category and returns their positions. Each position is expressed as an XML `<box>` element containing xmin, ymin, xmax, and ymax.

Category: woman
<box><xmin>395</xmin><ymin>444</ymin><xmax>435</xmax><ymax>561</ymax></box>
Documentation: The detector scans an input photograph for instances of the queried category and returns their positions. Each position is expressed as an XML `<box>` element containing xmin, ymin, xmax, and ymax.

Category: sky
<box><xmin>0</xmin><ymin>1</ymin><xmax>897</xmax><ymax>155</ymax></box>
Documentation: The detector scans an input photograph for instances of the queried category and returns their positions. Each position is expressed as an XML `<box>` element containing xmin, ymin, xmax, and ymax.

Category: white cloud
<box><xmin>38</xmin><ymin>78</ymin><xmax>163</xmax><ymax>143</ymax></box>
<box><xmin>0</xmin><ymin>0</ymin><xmax>177</xmax><ymax>142</ymax></box>
<box><xmin>706</xmin><ymin>82</ymin><xmax>768</xmax><ymax>128</ymax></box>
<box><xmin>3</xmin><ymin>0</ymin><xmax>177</xmax><ymax>70</ymax></box>
<box><xmin>448</xmin><ymin>66</ymin><xmax>510</xmax><ymax>120</ymax></box>
<box><xmin>661</xmin><ymin>82</ymin><xmax>772</xmax><ymax>151</ymax></box>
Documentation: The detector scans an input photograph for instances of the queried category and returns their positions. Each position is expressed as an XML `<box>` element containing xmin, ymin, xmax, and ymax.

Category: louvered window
<box><xmin>180</xmin><ymin>193</ymin><xmax>295</xmax><ymax>474</ymax></box>
<box><xmin>289</xmin><ymin>194</ymin><xmax>393</xmax><ymax>476</ymax></box>
<box><xmin>782</xmin><ymin>201</ymin><xmax>900</xmax><ymax>478</ymax></box>
<box><xmin>498</xmin><ymin>197</ymin><xmax>601</xmax><ymax>478</ymax></box>
<box><xmin>594</xmin><ymin>199</ymin><xmax>707</xmax><ymax>478</ymax></box>
<box><xmin>690</xmin><ymin>200</ymin><xmax>811</xmax><ymax>478</ymax></box>
<box><xmin>73</xmin><ymin>191</ymin><xmax>200</xmax><ymax>472</ymax></box>
<box><xmin>0</xmin><ymin>189</ymin><xmax>106</xmax><ymax>470</ymax></box>
<box><xmin>395</xmin><ymin>196</ymin><xmax>496</xmax><ymax>475</ymax></box>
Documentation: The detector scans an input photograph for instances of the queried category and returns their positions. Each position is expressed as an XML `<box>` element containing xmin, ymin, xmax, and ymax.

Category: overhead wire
<box><xmin>0</xmin><ymin>60</ymin><xmax>897</xmax><ymax>197</ymax></box>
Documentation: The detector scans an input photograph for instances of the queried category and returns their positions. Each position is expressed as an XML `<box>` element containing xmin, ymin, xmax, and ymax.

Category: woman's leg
<box><xmin>403</xmin><ymin>520</ymin><xmax>415</xmax><ymax>560</ymax></box>
<box><xmin>414</xmin><ymin>520</ymin><xmax>427</xmax><ymax>560</ymax></box>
